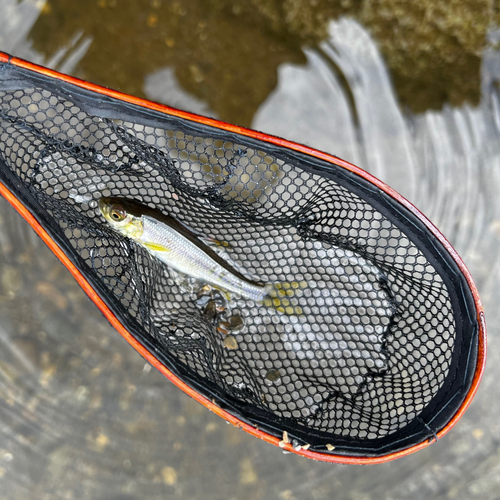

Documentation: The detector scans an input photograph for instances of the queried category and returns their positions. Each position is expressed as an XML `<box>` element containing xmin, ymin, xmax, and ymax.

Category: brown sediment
<box><xmin>28</xmin><ymin>0</ymin><xmax>491</xmax><ymax>123</ymax></box>
<box><xmin>359</xmin><ymin>0</ymin><xmax>489</xmax><ymax>112</ymax></box>
<box><xmin>28</xmin><ymin>0</ymin><xmax>305</xmax><ymax>126</ymax></box>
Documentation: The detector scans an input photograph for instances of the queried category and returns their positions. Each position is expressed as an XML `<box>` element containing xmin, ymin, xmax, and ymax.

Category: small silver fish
<box><xmin>99</xmin><ymin>197</ymin><xmax>301</xmax><ymax>312</ymax></box>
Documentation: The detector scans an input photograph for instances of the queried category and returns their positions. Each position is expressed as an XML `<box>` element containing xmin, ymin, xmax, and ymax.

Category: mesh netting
<box><xmin>0</xmin><ymin>63</ymin><xmax>479</xmax><ymax>457</ymax></box>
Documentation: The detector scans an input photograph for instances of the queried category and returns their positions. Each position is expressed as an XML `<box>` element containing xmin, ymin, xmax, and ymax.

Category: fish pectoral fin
<box><xmin>143</xmin><ymin>241</ymin><xmax>171</xmax><ymax>252</ymax></box>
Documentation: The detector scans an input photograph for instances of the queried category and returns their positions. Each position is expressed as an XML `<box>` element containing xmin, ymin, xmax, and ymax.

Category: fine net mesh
<box><xmin>0</xmin><ymin>73</ymin><xmax>477</xmax><ymax>455</ymax></box>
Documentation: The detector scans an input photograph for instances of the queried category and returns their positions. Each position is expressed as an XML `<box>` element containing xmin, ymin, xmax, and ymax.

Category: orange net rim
<box><xmin>0</xmin><ymin>51</ymin><xmax>486</xmax><ymax>464</ymax></box>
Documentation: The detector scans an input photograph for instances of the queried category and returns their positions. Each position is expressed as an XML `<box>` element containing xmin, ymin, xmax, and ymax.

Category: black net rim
<box><xmin>0</xmin><ymin>53</ymin><xmax>486</xmax><ymax>463</ymax></box>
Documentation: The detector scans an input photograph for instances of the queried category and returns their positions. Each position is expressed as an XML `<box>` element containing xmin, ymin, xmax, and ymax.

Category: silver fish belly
<box><xmin>138</xmin><ymin>216</ymin><xmax>266</xmax><ymax>302</ymax></box>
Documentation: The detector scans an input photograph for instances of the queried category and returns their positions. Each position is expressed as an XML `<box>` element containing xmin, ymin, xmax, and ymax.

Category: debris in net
<box><xmin>325</xmin><ymin>444</ymin><xmax>335</xmax><ymax>451</ymax></box>
<box><xmin>195</xmin><ymin>293</ymin><xmax>212</xmax><ymax>308</ymax></box>
<box><xmin>204</xmin><ymin>299</ymin><xmax>226</xmax><ymax>320</ymax></box>
<box><xmin>227</xmin><ymin>314</ymin><xmax>244</xmax><ymax>331</ymax></box>
<box><xmin>218</xmin><ymin>313</ymin><xmax>245</xmax><ymax>334</ymax></box>
<box><xmin>217</xmin><ymin>321</ymin><xmax>231</xmax><ymax>334</ymax></box>
<box><xmin>223</xmin><ymin>335</ymin><xmax>238</xmax><ymax>350</ymax></box>
<box><xmin>197</xmin><ymin>284</ymin><xmax>211</xmax><ymax>297</ymax></box>
<box><xmin>279</xmin><ymin>430</ymin><xmax>291</xmax><ymax>448</ymax></box>
<box><xmin>265</xmin><ymin>369</ymin><xmax>282</xmax><ymax>383</ymax></box>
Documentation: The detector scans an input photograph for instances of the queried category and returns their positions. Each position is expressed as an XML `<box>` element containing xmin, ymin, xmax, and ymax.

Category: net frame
<box><xmin>0</xmin><ymin>51</ymin><xmax>486</xmax><ymax>464</ymax></box>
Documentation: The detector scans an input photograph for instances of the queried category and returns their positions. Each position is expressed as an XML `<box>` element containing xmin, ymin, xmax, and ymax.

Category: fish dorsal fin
<box><xmin>171</xmin><ymin>218</ymin><xmax>232</xmax><ymax>249</ymax></box>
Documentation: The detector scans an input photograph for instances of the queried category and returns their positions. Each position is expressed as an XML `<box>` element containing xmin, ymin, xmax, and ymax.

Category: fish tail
<box><xmin>262</xmin><ymin>281</ymin><xmax>307</xmax><ymax>315</ymax></box>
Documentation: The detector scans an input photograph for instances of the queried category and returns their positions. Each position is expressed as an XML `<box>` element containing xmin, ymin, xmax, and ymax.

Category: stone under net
<box><xmin>0</xmin><ymin>84</ymin><xmax>464</xmax><ymax>451</ymax></box>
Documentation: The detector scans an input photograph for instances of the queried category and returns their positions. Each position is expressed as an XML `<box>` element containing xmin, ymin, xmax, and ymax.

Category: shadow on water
<box><xmin>0</xmin><ymin>1</ymin><xmax>500</xmax><ymax>499</ymax></box>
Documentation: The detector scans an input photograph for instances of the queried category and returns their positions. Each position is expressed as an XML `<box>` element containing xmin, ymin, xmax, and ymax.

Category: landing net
<box><xmin>0</xmin><ymin>59</ymin><xmax>482</xmax><ymax>459</ymax></box>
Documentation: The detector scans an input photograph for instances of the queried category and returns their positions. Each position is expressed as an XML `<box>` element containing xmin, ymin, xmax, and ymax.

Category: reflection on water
<box><xmin>1</xmin><ymin>0</ymin><xmax>493</xmax><ymax>124</ymax></box>
<box><xmin>0</xmin><ymin>1</ymin><xmax>500</xmax><ymax>499</ymax></box>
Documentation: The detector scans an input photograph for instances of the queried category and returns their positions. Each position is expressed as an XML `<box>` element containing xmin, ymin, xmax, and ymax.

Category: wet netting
<box><xmin>0</xmin><ymin>60</ymin><xmax>481</xmax><ymax>460</ymax></box>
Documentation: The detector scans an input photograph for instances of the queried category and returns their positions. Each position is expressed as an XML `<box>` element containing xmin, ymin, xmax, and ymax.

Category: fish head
<box><xmin>99</xmin><ymin>196</ymin><xmax>144</xmax><ymax>240</ymax></box>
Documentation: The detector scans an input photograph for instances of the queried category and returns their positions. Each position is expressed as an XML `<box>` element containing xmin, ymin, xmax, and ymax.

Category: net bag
<box><xmin>0</xmin><ymin>52</ymin><xmax>485</xmax><ymax>464</ymax></box>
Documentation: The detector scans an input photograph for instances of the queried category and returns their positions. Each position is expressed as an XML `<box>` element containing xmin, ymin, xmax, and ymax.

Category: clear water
<box><xmin>0</xmin><ymin>1</ymin><xmax>499</xmax><ymax>499</ymax></box>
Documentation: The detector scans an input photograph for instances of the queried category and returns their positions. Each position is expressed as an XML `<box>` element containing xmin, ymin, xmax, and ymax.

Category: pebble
<box><xmin>265</xmin><ymin>369</ymin><xmax>282</xmax><ymax>383</ymax></box>
<box><xmin>223</xmin><ymin>335</ymin><xmax>238</xmax><ymax>349</ymax></box>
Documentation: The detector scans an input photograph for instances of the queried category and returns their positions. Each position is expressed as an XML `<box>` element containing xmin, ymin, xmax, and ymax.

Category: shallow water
<box><xmin>0</xmin><ymin>1</ymin><xmax>499</xmax><ymax>499</ymax></box>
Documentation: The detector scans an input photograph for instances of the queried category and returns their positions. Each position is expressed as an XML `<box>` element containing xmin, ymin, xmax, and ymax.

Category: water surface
<box><xmin>0</xmin><ymin>1</ymin><xmax>499</xmax><ymax>499</ymax></box>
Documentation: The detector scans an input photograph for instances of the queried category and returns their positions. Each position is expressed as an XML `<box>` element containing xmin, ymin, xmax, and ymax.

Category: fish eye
<box><xmin>110</xmin><ymin>205</ymin><xmax>126</xmax><ymax>222</ymax></box>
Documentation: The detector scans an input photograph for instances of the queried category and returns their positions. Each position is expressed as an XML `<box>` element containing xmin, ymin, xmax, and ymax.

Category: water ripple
<box><xmin>254</xmin><ymin>18</ymin><xmax>500</xmax><ymax>287</ymax></box>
